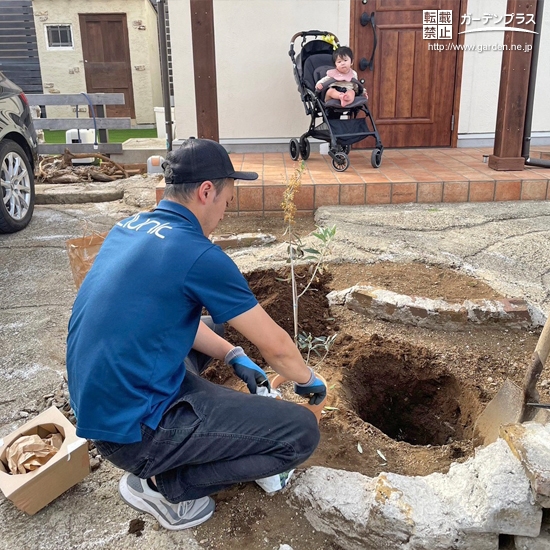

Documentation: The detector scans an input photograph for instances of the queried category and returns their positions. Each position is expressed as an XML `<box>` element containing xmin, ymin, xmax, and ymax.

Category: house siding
<box><xmin>32</xmin><ymin>0</ymin><xmax>162</xmax><ymax>124</ymax></box>
<box><xmin>0</xmin><ymin>0</ymin><xmax>43</xmax><ymax>93</ymax></box>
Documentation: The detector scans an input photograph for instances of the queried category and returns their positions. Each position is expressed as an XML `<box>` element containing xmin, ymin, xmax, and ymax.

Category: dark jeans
<box><xmin>94</xmin><ymin>317</ymin><xmax>320</xmax><ymax>503</ymax></box>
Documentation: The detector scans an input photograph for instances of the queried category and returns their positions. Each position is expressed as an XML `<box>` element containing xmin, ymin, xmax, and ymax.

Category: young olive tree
<box><xmin>281</xmin><ymin>162</ymin><xmax>337</xmax><ymax>365</ymax></box>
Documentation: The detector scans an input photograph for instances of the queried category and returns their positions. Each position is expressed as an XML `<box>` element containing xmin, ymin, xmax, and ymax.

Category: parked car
<box><xmin>0</xmin><ymin>71</ymin><xmax>38</xmax><ymax>233</ymax></box>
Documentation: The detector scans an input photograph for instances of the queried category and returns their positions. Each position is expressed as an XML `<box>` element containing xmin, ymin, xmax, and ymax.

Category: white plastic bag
<box><xmin>254</xmin><ymin>385</ymin><xmax>295</xmax><ymax>494</ymax></box>
<box><xmin>256</xmin><ymin>386</ymin><xmax>281</xmax><ymax>399</ymax></box>
<box><xmin>255</xmin><ymin>468</ymin><xmax>295</xmax><ymax>495</ymax></box>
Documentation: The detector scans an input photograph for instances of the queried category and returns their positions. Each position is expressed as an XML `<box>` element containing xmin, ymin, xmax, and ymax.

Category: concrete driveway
<box><xmin>314</xmin><ymin>201</ymin><xmax>550</xmax><ymax>324</ymax></box>
<box><xmin>1</xmin><ymin>188</ymin><xmax>549</xmax><ymax>548</ymax></box>
<box><xmin>0</xmin><ymin>181</ymin><xmax>202</xmax><ymax>550</ymax></box>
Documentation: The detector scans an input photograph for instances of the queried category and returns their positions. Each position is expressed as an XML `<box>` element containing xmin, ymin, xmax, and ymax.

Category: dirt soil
<box><xmin>182</xmin><ymin>217</ymin><xmax>550</xmax><ymax>549</ymax></box>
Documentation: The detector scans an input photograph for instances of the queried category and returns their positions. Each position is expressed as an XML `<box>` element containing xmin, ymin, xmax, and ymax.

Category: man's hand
<box><xmin>294</xmin><ymin>368</ymin><xmax>327</xmax><ymax>406</ymax></box>
<box><xmin>226</xmin><ymin>347</ymin><xmax>270</xmax><ymax>394</ymax></box>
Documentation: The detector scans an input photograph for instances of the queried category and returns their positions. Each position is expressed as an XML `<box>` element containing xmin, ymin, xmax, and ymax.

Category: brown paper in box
<box><xmin>0</xmin><ymin>406</ymin><xmax>90</xmax><ymax>515</ymax></box>
<box><xmin>6</xmin><ymin>433</ymin><xmax>63</xmax><ymax>474</ymax></box>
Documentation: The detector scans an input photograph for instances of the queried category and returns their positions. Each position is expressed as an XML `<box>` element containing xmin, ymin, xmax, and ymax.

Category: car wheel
<box><xmin>0</xmin><ymin>139</ymin><xmax>35</xmax><ymax>234</ymax></box>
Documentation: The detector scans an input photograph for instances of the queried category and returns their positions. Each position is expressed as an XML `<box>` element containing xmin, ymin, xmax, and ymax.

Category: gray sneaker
<box><xmin>118</xmin><ymin>472</ymin><xmax>215</xmax><ymax>530</ymax></box>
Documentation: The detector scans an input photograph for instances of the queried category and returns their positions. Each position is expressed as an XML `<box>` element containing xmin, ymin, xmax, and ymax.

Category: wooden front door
<box><xmin>351</xmin><ymin>0</ymin><xmax>461</xmax><ymax>147</ymax></box>
<box><xmin>79</xmin><ymin>13</ymin><xmax>135</xmax><ymax>118</ymax></box>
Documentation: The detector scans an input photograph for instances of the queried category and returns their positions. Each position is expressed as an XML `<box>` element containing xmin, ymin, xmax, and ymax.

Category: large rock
<box><xmin>291</xmin><ymin>440</ymin><xmax>542</xmax><ymax>550</ymax></box>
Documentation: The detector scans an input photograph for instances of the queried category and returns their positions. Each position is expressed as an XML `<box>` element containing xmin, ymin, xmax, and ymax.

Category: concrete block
<box><xmin>291</xmin><ymin>439</ymin><xmax>541</xmax><ymax>550</ymax></box>
<box><xmin>502</xmin><ymin>422</ymin><xmax>550</xmax><ymax>507</ymax></box>
<box><xmin>425</xmin><ymin>439</ymin><xmax>542</xmax><ymax>536</ymax></box>
<box><xmin>516</xmin><ymin>521</ymin><xmax>550</xmax><ymax>550</ymax></box>
<box><xmin>35</xmin><ymin>184</ymin><xmax>124</xmax><ymax>205</ymax></box>
<box><xmin>326</xmin><ymin>288</ymin><xmax>349</xmax><ymax>306</ymax></box>
<box><xmin>291</xmin><ymin>467</ymin><xmax>499</xmax><ymax>550</ymax></box>
<box><xmin>212</xmin><ymin>233</ymin><xmax>276</xmax><ymax>250</ymax></box>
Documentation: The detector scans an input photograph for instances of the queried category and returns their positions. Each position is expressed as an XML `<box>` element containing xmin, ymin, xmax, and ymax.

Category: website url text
<box><xmin>428</xmin><ymin>42</ymin><xmax>533</xmax><ymax>53</ymax></box>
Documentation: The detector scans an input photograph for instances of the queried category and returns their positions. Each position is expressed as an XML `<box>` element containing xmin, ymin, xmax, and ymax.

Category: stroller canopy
<box><xmin>295</xmin><ymin>40</ymin><xmax>334</xmax><ymax>90</ymax></box>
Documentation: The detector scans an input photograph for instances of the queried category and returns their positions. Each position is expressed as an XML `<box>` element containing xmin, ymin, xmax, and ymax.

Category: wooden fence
<box><xmin>26</xmin><ymin>93</ymin><xmax>129</xmax><ymax>155</ymax></box>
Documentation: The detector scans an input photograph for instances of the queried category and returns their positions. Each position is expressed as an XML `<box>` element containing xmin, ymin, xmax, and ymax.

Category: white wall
<box><xmin>169</xmin><ymin>0</ymin><xmax>550</xmax><ymax>145</ymax></box>
<box><xmin>169</xmin><ymin>0</ymin><xmax>350</xmax><ymax>141</ymax></box>
<box><xmin>32</xmin><ymin>0</ymin><xmax>162</xmax><ymax>124</ymax></box>
<box><xmin>457</xmin><ymin>0</ymin><xmax>550</xmax><ymax>141</ymax></box>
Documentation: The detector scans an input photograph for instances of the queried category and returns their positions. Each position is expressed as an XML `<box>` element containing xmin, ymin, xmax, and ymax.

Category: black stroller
<box><xmin>288</xmin><ymin>30</ymin><xmax>383</xmax><ymax>171</ymax></box>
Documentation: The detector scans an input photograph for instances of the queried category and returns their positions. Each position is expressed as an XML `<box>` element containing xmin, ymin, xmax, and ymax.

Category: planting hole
<box><xmin>342</xmin><ymin>336</ymin><xmax>480</xmax><ymax>446</ymax></box>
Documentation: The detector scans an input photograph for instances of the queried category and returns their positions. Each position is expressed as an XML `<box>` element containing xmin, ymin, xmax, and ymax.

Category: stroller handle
<box><xmin>289</xmin><ymin>30</ymin><xmax>340</xmax><ymax>48</ymax></box>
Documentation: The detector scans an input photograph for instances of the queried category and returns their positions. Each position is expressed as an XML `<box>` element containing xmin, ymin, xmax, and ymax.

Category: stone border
<box><xmin>35</xmin><ymin>184</ymin><xmax>123</xmax><ymax>204</ymax></box>
<box><xmin>327</xmin><ymin>285</ymin><xmax>534</xmax><ymax>331</ymax></box>
<box><xmin>212</xmin><ymin>233</ymin><xmax>276</xmax><ymax>250</ymax></box>
<box><xmin>290</xmin><ymin>422</ymin><xmax>550</xmax><ymax>550</ymax></box>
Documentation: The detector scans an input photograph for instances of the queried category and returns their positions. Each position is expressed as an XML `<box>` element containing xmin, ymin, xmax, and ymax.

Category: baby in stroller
<box><xmin>288</xmin><ymin>30</ymin><xmax>383</xmax><ymax>170</ymax></box>
<box><xmin>315</xmin><ymin>46</ymin><xmax>368</xmax><ymax>107</ymax></box>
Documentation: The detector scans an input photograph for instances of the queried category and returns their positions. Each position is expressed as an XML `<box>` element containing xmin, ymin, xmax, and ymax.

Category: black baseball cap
<box><xmin>163</xmin><ymin>138</ymin><xmax>258</xmax><ymax>184</ymax></box>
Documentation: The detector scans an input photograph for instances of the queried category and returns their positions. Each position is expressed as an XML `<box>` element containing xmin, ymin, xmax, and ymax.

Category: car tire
<box><xmin>0</xmin><ymin>139</ymin><xmax>35</xmax><ymax>234</ymax></box>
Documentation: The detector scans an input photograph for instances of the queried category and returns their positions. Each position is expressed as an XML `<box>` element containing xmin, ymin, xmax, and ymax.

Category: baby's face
<box><xmin>335</xmin><ymin>55</ymin><xmax>352</xmax><ymax>74</ymax></box>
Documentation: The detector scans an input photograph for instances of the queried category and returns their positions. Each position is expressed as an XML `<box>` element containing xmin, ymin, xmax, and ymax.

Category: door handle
<box><xmin>359</xmin><ymin>12</ymin><xmax>377</xmax><ymax>71</ymax></box>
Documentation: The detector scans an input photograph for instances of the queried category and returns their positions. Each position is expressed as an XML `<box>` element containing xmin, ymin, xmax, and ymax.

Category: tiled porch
<box><xmin>156</xmin><ymin>146</ymin><xmax>550</xmax><ymax>215</ymax></box>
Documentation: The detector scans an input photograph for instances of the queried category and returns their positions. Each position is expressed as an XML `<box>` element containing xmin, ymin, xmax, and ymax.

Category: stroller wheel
<box><xmin>299</xmin><ymin>138</ymin><xmax>310</xmax><ymax>160</ymax></box>
<box><xmin>331</xmin><ymin>152</ymin><xmax>349</xmax><ymax>172</ymax></box>
<box><xmin>371</xmin><ymin>148</ymin><xmax>383</xmax><ymax>168</ymax></box>
<box><xmin>342</xmin><ymin>144</ymin><xmax>351</xmax><ymax>155</ymax></box>
<box><xmin>289</xmin><ymin>139</ymin><xmax>301</xmax><ymax>161</ymax></box>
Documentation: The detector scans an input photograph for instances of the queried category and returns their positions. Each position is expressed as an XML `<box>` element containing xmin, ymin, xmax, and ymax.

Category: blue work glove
<box><xmin>225</xmin><ymin>346</ymin><xmax>270</xmax><ymax>394</ymax></box>
<box><xmin>294</xmin><ymin>367</ymin><xmax>327</xmax><ymax>406</ymax></box>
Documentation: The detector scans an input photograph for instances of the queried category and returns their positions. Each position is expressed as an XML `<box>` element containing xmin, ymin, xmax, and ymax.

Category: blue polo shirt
<box><xmin>66</xmin><ymin>200</ymin><xmax>258</xmax><ymax>443</ymax></box>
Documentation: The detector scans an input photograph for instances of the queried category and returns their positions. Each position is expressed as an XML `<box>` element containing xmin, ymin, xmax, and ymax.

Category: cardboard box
<box><xmin>0</xmin><ymin>406</ymin><xmax>90</xmax><ymax>515</ymax></box>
